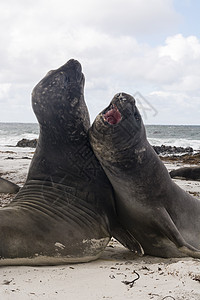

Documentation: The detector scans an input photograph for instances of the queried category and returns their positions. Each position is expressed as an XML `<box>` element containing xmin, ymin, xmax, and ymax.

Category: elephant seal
<box><xmin>0</xmin><ymin>62</ymin><xmax>142</xmax><ymax>265</ymax></box>
<box><xmin>89</xmin><ymin>92</ymin><xmax>200</xmax><ymax>258</ymax></box>
<box><xmin>170</xmin><ymin>167</ymin><xmax>200</xmax><ymax>181</ymax></box>
<box><xmin>0</xmin><ymin>178</ymin><xmax>20</xmax><ymax>193</ymax></box>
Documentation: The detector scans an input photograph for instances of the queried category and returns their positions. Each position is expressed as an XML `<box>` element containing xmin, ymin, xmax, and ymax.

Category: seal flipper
<box><xmin>111</xmin><ymin>225</ymin><xmax>144</xmax><ymax>256</ymax></box>
<box><xmin>0</xmin><ymin>178</ymin><xmax>20</xmax><ymax>194</ymax></box>
<box><xmin>155</xmin><ymin>208</ymin><xmax>200</xmax><ymax>258</ymax></box>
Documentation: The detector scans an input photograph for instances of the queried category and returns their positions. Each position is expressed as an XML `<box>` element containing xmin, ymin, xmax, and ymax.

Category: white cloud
<box><xmin>159</xmin><ymin>34</ymin><xmax>200</xmax><ymax>61</ymax></box>
<box><xmin>147</xmin><ymin>91</ymin><xmax>200</xmax><ymax>125</ymax></box>
<box><xmin>0</xmin><ymin>1</ymin><xmax>199</xmax><ymax>124</ymax></box>
<box><xmin>3</xmin><ymin>0</ymin><xmax>179</xmax><ymax>37</ymax></box>
<box><xmin>72</xmin><ymin>0</ymin><xmax>180</xmax><ymax>36</ymax></box>
<box><xmin>0</xmin><ymin>84</ymin><xmax>12</xmax><ymax>101</ymax></box>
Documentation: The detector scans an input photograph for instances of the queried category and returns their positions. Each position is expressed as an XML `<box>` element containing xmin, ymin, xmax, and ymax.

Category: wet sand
<box><xmin>0</xmin><ymin>150</ymin><xmax>200</xmax><ymax>300</ymax></box>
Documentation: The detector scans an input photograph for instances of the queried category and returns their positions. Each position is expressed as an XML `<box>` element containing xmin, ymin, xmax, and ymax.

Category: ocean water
<box><xmin>0</xmin><ymin>123</ymin><xmax>200</xmax><ymax>152</ymax></box>
<box><xmin>0</xmin><ymin>123</ymin><xmax>39</xmax><ymax>152</ymax></box>
<box><xmin>146</xmin><ymin>125</ymin><xmax>200</xmax><ymax>151</ymax></box>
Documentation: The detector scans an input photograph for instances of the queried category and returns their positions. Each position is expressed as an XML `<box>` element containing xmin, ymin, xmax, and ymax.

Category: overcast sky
<box><xmin>0</xmin><ymin>0</ymin><xmax>200</xmax><ymax>125</ymax></box>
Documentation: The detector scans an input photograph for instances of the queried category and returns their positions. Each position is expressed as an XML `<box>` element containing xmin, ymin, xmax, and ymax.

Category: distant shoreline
<box><xmin>0</xmin><ymin>122</ymin><xmax>200</xmax><ymax>126</ymax></box>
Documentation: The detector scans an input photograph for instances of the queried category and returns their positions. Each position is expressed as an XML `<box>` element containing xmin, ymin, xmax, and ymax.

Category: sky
<box><xmin>0</xmin><ymin>0</ymin><xmax>200</xmax><ymax>125</ymax></box>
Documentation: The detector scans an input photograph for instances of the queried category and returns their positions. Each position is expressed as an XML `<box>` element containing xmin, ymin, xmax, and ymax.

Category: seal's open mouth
<box><xmin>103</xmin><ymin>105</ymin><xmax>121</xmax><ymax>125</ymax></box>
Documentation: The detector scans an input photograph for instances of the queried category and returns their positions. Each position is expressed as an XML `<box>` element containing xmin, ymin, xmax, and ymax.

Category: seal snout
<box><xmin>115</xmin><ymin>92</ymin><xmax>136</xmax><ymax>106</ymax></box>
<box><xmin>61</xmin><ymin>59</ymin><xmax>83</xmax><ymax>83</ymax></box>
<box><xmin>63</xmin><ymin>59</ymin><xmax>81</xmax><ymax>71</ymax></box>
<box><xmin>116</xmin><ymin>93</ymin><xmax>128</xmax><ymax>102</ymax></box>
<box><xmin>102</xmin><ymin>92</ymin><xmax>138</xmax><ymax>125</ymax></box>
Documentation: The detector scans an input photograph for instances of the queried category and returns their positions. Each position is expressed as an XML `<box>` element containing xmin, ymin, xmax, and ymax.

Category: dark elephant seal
<box><xmin>0</xmin><ymin>62</ymin><xmax>142</xmax><ymax>265</ymax></box>
<box><xmin>0</xmin><ymin>178</ymin><xmax>20</xmax><ymax>193</ymax></box>
<box><xmin>170</xmin><ymin>167</ymin><xmax>200</xmax><ymax>181</ymax></box>
<box><xmin>89</xmin><ymin>92</ymin><xmax>200</xmax><ymax>258</ymax></box>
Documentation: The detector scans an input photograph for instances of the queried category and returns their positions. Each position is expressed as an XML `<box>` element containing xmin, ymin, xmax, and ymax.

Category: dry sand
<box><xmin>0</xmin><ymin>149</ymin><xmax>200</xmax><ymax>300</ymax></box>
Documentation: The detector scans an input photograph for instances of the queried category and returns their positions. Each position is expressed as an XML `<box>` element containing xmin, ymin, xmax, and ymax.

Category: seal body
<box><xmin>0</xmin><ymin>62</ymin><xmax>142</xmax><ymax>265</ymax></box>
<box><xmin>0</xmin><ymin>178</ymin><xmax>20</xmax><ymax>194</ymax></box>
<box><xmin>89</xmin><ymin>92</ymin><xmax>200</xmax><ymax>258</ymax></box>
<box><xmin>170</xmin><ymin>167</ymin><xmax>200</xmax><ymax>181</ymax></box>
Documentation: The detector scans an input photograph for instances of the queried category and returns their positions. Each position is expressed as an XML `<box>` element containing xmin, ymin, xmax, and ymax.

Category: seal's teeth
<box><xmin>113</xmin><ymin>104</ymin><xmax>119</xmax><ymax>112</ymax></box>
<box><xmin>102</xmin><ymin>114</ymin><xmax>107</xmax><ymax>122</ymax></box>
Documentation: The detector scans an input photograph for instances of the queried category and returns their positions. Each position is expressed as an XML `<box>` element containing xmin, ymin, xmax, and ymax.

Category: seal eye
<box><xmin>134</xmin><ymin>112</ymin><xmax>140</xmax><ymax>121</ymax></box>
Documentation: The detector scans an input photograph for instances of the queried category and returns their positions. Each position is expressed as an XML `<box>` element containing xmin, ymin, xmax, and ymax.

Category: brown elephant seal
<box><xmin>0</xmin><ymin>63</ymin><xmax>143</xmax><ymax>265</ymax></box>
<box><xmin>89</xmin><ymin>92</ymin><xmax>200</xmax><ymax>258</ymax></box>
<box><xmin>170</xmin><ymin>166</ymin><xmax>200</xmax><ymax>181</ymax></box>
<box><xmin>0</xmin><ymin>178</ymin><xmax>20</xmax><ymax>194</ymax></box>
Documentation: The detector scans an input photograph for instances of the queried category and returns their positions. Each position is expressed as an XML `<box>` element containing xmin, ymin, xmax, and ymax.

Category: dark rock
<box><xmin>153</xmin><ymin>144</ymin><xmax>193</xmax><ymax>155</ymax></box>
<box><xmin>16</xmin><ymin>138</ymin><xmax>38</xmax><ymax>148</ymax></box>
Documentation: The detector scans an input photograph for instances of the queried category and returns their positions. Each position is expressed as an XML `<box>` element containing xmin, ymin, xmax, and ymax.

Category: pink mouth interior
<box><xmin>104</xmin><ymin>106</ymin><xmax>121</xmax><ymax>124</ymax></box>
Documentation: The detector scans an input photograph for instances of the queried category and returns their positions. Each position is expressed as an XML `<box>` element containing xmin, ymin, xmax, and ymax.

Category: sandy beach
<box><xmin>0</xmin><ymin>149</ymin><xmax>200</xmax><ymax>300</ymax></box>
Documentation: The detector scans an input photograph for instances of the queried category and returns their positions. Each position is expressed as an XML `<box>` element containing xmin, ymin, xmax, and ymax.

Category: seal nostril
<box><xmin>134</xmin><ymin>112</ymin><xmax>140</xmax><ymax>121</ymax></box>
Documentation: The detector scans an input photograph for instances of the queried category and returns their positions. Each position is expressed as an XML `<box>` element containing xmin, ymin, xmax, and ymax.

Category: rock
<box><xmin>16</xmin><ymin>138</ymin><xmax>37</xmax><ymax>148</ymax></box>
<box><xmin>153</xmin><ymin>145</ymin><xmax>193</xmax><ymax>155</ymax></box>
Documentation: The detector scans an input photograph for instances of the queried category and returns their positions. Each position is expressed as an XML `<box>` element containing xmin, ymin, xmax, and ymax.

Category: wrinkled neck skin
<box><xmin>90</xmin><ymin>113</ymin><xmax>172</xmax><ymax>204</ymax></box>
<box><xmin>89</xmin><ymin>92</ymin><xmax>169</xmax><ymax>188</ymax></box>
<box><xmin>90</xmin><ymin>115</ymin><xmax>145</xmax><ymax>166</ymax></box>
